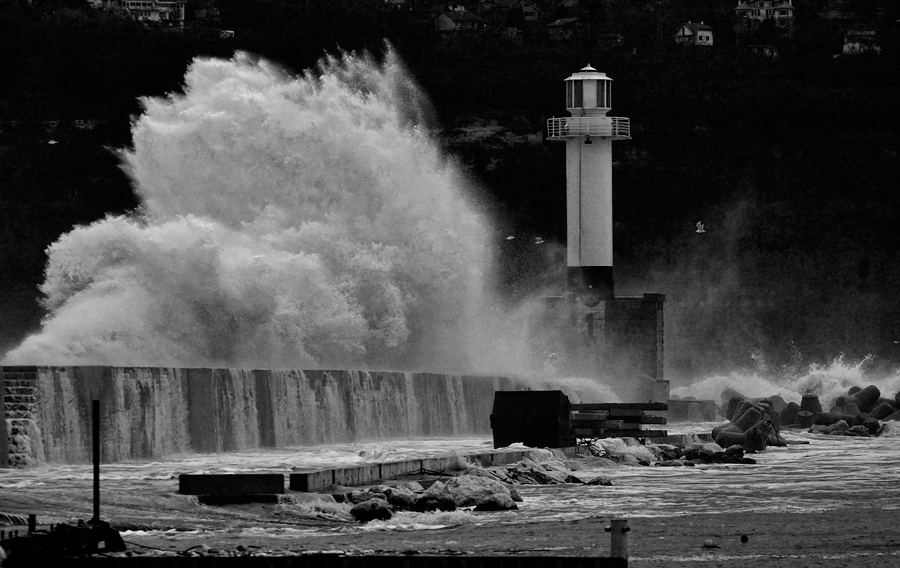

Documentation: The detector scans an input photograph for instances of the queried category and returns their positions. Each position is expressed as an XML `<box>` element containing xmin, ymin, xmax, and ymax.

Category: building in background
<box><xmin>674</xmin><ymin>21</ymin><xmax>714</xmax><ymax>46</ymax></box>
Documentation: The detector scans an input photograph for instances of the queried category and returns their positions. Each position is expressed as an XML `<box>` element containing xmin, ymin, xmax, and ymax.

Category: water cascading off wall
<box><xmin>1</xmin><ymin>366</ymin><xmax>515</xmax><ymax>466</ymax></box>
<box><xmin>0</xmin><ymin>48</ymin><xmax>558</xmax><ymax>465</ymax></box>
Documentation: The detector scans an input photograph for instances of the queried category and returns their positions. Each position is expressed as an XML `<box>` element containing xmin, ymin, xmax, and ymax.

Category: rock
<box><xmin>825</xmin><ymin>420</ymin><xmax>849</xmax><ymax>435</ymax></box>
<box><xmin>384</xmin><ymin>486</ymin><xmax>417</xmax><ymax>509</ymax></box>
<box><xmin>725</xmin><ymin>397</ymin><xmax>744</xmax><ymax>421</ymax></box>
<box><xmin>796</xmin><ymin>410</ymin><xmax>815</xmax><ymax>428</ymax></box>
<box><xmin>586</xmin><ymin>476</ymin><xmax>612</xmax><ymax>486</ymax></box>
<box><xmin>350</xmin><ymin>498</ymin><xmax>393</xmax><ymax>523</ymax></box>
<box><xmin>564</xmin><ymin>475</ymin><xmax>584</xmax><ymax>484</ymax></box>
<box><xmin>848</xmin><ymin>386</ymin><xmax>861</xmax><ymax>396</ymax></box>
<box><xmin>742</xmin><ymin>424</ymin><xmax>769</xmax><ymax>452</ymax></box>
<box><xmin>884</xmin><ymin>409</ymin><xmax>900</xmax><ymax>422</ymax></box>
<box><xmin>444</xmin><ymin>475</ymin><xmax>512</xmax><ymax>507</ymax></box>
<box><xmin>415</xmin><ymin>496</ymin><xmax>457</xmax><ymax>512</ymax></box>
<box><xmin>851</xmin><ymin>385</ymin><xmax>881</xmax><ymax>413</ymax></box>
<box><xmin>842</xmin><ymin>402</ymin><xmax>862</xmax><ymax>416</ymax></box>
<box><xmin>349</xmin><ymin>488</ymin><xmax>387</xmax><ymax>504</ymax></box>
<box><xmin>733</xmin><ymin>404</ymin><xmax>764</xmax><ymax>431</ymax></box>
<box><xmin>870</xmin><ymin>402</ymin><xmax>896</xmax><ymax>420</ymax></box>
<box><xmin>767</xmin><ymin>395</ymin><xmax>788</xmax><ymax>413</ymax></box>
<box><xmin>847</xmin><ymin>425</ymin><xmax>870</xmax><ymax>436</ymax></box>
<box><xmin>402</xmin><ymin>481</ymin><xmax>425</xmax><ymax>493</ymax></box>
<box><xmin>721</xmin><ymin>387</ymin><xmax>750</xmax><ymax>403</ymax></box>
<box><xmin>724</xmin><ymin>445</ymin><xmax>744</xmax><ymax>457</ymax></box>
<box><xmin>509</xmin><ymin>488</ymin><xmax>523</xmax><ymax>502</ymax></box>
<box><xmin>780</xmin><ymin>402</ymin><xmax>800</xmax><ymax>425</ymax></box>
<box><xmin>800</xmin><ymin>394</ymin><xmax>822</xmax><ymax>414</ymax></box>
<box><xmin>814</xmin><ymin>411</ymin><xmax>856</xmax><ymax>426</ymax></box>
<box><xmin>473</xmin><ymin>493</ymin><xmax>518</xmax><ymax>511</ymax></box>
<box><xmin>712</xmin><ymin>425</ymin><xmax>745</xmax><ymax>448</ymax></box>
<box><xmin>863</xmin><ymin>416</ymin><xmax>882</xmax><ymax>435</ymax></box>
<box><xmin>421</xmin><ymin>480</ymin><xmax>452</xmax><ymax>500</ymax></box>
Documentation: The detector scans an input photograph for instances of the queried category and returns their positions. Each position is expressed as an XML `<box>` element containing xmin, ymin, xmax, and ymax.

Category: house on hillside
<box><xmin>735</xmin><ymin>0</ymin><xmax>795</xmax><ymax>29</ymax></box>
<box><xmin>547</xmin><ymin>16</ymin><xmax>582</xmax><ymax>41</ymax></box>
<box><xmin>192</xmin><ymin>0</ymin><xmax>219</xmax><ymax>21</ymax></box>
<box><xmin>843</xmin><ymin>30</ymin><xmax>880</xmax><ymax>54</ymax></box>
<box><xmin>108</xmin><ymin>0</ymin><xmax>186</xmax><ymax>24</ymax></box>
<box><xmin>435</xmin><ymin>8</ymin><xmax>483</xmax><ymax>31</ymax></box>
<box><xmin>674</xmin><ymin>21</ymin><xmax>714</xmax><ymax>46</ymax></box>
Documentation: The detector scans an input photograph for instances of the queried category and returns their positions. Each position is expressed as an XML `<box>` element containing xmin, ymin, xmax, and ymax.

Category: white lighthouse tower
<box><xmin>547</xmin><ymin>65</ymin><xmax>630</xmax><ymax>306</ymax></box>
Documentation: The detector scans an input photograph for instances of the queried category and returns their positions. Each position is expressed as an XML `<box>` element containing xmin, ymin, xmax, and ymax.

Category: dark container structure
<box><xmin>490</xmin><ymin>390</ymin><xmax>574</xmax><ymax>448</ymax></box>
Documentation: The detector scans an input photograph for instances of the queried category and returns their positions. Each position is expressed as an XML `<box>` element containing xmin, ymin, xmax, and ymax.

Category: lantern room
<box><xmin>565</xmin><ymin>65</ymin><xmax>612</xmax><ymax>117</ymax></box>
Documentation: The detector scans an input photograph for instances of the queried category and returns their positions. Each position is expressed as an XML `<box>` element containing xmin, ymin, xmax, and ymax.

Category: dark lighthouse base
<box><xmin>567</xmin><ymin>266</ymin><xmax>614</xmax><ymax>306</ymax></box>
<box><xmin>531</xmin><ymin>292</ymin><xmax>668</xmax><ymax>404</ymax></box>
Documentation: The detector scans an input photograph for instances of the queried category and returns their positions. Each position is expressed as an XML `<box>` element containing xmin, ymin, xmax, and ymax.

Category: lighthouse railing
<box><xmin>546</xmin><ymin>116</ymin><xmax>631</xmax><ymax>140</ymax></box>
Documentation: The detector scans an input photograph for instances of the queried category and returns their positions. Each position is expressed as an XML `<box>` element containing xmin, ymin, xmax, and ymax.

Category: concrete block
<box><xmin>289</xmin><ymin>470</ymin><xmax>334</xmax><ymax>492</ymax></box>
<box><xmin>178</xmin><ymin>473</ymin><xmax>284</xmax><ymax>495</ymax></box>
<box><xmin>379</xmin><ymin>460</ymin><xmax>422</xmax><ymax>480</ymax></box>
<box><xmin>468</xmin><ymin>453</ymin><xmax>494</xmax><ymax>467</ymax></box>
<box><xmin>421</xmin><ymin>457</ymin><xmax>465</xmax><ymax>474</ymax></box>
<box><xmin>333</xmin><ymin>465</ymin><xmax>380</xmax><ymax>487</ymax></box>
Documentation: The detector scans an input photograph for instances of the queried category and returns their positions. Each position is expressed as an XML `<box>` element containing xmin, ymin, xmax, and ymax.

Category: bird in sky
<box><xmin>506</xmin><ymin>235</ymin><xmax>515</xmax><ymax>240</ymax></box>
<box><xmin>695</xmin><ymin>221</ymin><xmax>706</xmax><ymax>234</ymax></box>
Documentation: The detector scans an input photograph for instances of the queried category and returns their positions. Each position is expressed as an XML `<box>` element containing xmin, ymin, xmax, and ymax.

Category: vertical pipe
<box><xmin>605</xmin><ymin>518</ymin><xmax>630</xmax><ymax>559</ymax></box>
<box><xmin>92</xmin><ymin>399</ymin><xmax>100</xmax><ymax>522</ymax></box>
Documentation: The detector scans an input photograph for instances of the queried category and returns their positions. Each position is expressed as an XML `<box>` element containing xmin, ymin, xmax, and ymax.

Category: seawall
<box><xmin>0</xmin><ymin>366</ymin><xmax>517</xmax><ymax>467</ymax></box>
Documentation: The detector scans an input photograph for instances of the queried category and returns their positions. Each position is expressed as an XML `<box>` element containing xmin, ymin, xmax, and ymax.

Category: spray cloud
<box><xmin>3</xmin><ymin>49</ymin><xmax>520</xmax><ymax>372</ymax></box>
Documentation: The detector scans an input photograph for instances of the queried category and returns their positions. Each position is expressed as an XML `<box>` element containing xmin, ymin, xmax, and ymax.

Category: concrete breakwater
<box><xmin>0</xmin><ymin>366</ymin><xmax>516</xmax><ymax>467</ymax></box>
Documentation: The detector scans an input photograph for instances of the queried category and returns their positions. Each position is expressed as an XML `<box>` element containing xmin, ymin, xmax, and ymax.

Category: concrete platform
<box><xmin>178</xmin><ymin>474</ymin><xmax>285</xmax><ymax>496</ymax></box>
<box><xmin>290</xmin><ymin>447</ymin><xmax>580</xmax><ymax>493</ymax></box>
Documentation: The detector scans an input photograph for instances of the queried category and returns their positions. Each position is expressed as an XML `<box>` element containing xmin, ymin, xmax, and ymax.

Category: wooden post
<box><xmin>27</xmin><ymin>514</ymin><xmax>36</xmax><ymax>533</ymax></box>
<box><xmin>92</xmin><ymin>399</ymin><xmax>100</xmax><ymax>523</ymax></box>
<box><xmin>605</xmin><ymin>518</ymin><xmax>630</xmax><ymax>559</ymax></box>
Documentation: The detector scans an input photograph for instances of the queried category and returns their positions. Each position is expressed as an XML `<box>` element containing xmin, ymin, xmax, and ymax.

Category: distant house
<box><xmin>192</xmin><ymin>0</ymin><xmax>219</xmax><ymax>21</ymax></box>
<box><xmin>382</xmin><ymin>0</ymin><xmax>412</xmax><ymax>11</ymax></box>
<box><xmin>546</xmin><ymin>17</ymin><xmax>581</xmax><ymax>41</ymax></box>
<box><xmin>109</xmin><ymin>0</ymin><xmax>185</xmax><ymax>24</ymax></box>
<box><xmin>843</xmin><ymin>30</ymin><xmax>880</xmax><ymax>55</ymax></box>
<box><xmin>496</xmin><ymin>0</ymin><xmax>542</xmax><ymax>23</ymax></box>
<box><xmin>435</xmin><ymin>9</ymin><xmax>483</xmax><ymax>32</ymax></box>
<box><xmin>674</xmin><ymin>21</ymin><xmax>714</xmax><ymax>46</ymax></box>
<box><xmin>735</xmin><ymin>0</ymin><xmax>795</xmax><ymax>28</ymax></box>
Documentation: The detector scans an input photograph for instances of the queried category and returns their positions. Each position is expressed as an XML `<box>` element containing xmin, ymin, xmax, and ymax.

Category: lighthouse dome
<box><xmin>565</xmin><ymin>64</ymin><xmax>613</xmax><ymax>117</ymax></box>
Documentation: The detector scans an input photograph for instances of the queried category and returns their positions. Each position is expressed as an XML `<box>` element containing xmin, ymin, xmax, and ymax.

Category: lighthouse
<box><xmin>539</xmin><ymin>65</ymin><xmax>667</xmax><ymax>404</ymax></box>
<box><xmin>546</xmin><ymin>65</ymin><xmax>630</xmax><ymax>306</ymax></box>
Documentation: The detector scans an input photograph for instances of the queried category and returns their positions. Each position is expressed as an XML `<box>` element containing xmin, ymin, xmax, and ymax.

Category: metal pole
<box><xmin>92</xmin><ymin>399</ymin><xmax>100</xmax><ymax>523</ymax></box>
<box><xmin>605</xmin><ymin>518</ymin><xmax>630</xmax><ymax>559</ymax></box>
